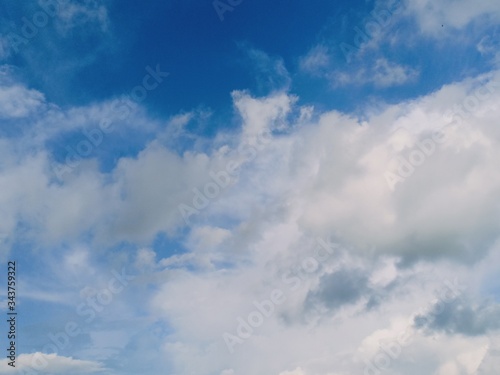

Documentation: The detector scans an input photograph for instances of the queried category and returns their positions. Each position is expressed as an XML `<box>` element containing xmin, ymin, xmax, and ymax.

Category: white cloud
<box><xmin>186</xmin><ymin>226</ymin><xmax>231</xmax><ymax>255</ymax></box>
<box><xmin>0</xmin><ymin>1</ymin><xmax>497</xmax><ymax>375</ymax></box>
<box><xmin>243</xmin><ymin>47</ymin><xmax>291</xmax><ymax>92</ymax></box>
<box><xmin>299</xmin><ymin>45</ymin><xmax>330</xmax><ymax>75</ymax></box>
<box><xmin>405</xmin><ymin>0</ymin><xmax>500</xmax><ymax>35</ymax></box>
<box><xmin>372</xmin><ymin>58</ymin><xmax>419</xmax><ymax>86</ymax></box>
<box><xmin>332</xmin><ymin>58</ymin><xmax>419</xmax><ymax>87</ymax></box>
<box><xmin>0</xmin><ymin>83</ymin><xmax>45</xmax><ymax>119</ymax></box>
<box><xmin>279</xmin><ymin>368</ymin><xmax>307</xmax><ymax>375</ymax></box>
<box><xmin>0</xmin><ymin>59</ymin><xmax>500</xmax><ymax>375</ymax></box>
<box><xmin>141</xmin><ymin>69</ymin><xmax>500</xmax><ymax>374</ymax></box>
<box><xmin>0</xmin><ymin>353</ymin><xmax>105</xmax><ymax>374</ymax></box>
<box><xmin>233</xmin><ymin>90</ymin><xmax>294</xmax><ymax>141</ymax></box>
<box><xmin>135</xmin><ymin>247</ymin><xmax>157</xmax><ymax>270</ymax></box>
<box><xmin>0</xmin><ymin>68</ymin><xmax>498</xmax><ymax>260</ymax></box>
<box><xmin>54</xmin><ymin>0</ymin><xmax>110</xmax><ymax>34</ymax></box>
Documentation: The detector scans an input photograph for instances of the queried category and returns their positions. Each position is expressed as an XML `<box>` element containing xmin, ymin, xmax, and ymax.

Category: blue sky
<box><xmin>0</xmin><ymin>0</ymin><xmax>500</xmax><ymax>374</ymax></box>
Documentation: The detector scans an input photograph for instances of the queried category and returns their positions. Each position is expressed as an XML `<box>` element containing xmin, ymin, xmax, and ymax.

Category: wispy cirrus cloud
<box><xmin>331</xmin><ymin>58</ymin><xmax>419</xmax><ymax>87</ymax></box>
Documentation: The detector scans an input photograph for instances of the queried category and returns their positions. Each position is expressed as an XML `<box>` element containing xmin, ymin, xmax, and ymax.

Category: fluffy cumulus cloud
<box><xmin>1</xmin><ymin>1</ymin><xmax>500</xmax><ymax>374</ymax></box>
<box><xmin>0</xmin><ymin>82</ymin><xmax>45</xmax><ymax>119</ymax></box>
<box><xmin>148</xmin><ymin>68</ymin><xmax>500</xmax><ymax>373</ymax></box>
<box><xmin>1</xmin><ymin>63</ymin><xmax>500</xmax><ymax>373</ymax></box>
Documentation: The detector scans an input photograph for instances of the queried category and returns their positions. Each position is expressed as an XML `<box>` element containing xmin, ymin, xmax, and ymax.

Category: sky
<box><xmin>0</xmin><ymin>0</ymin><xmax>499</xmax><ymax>374</ymax></box>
